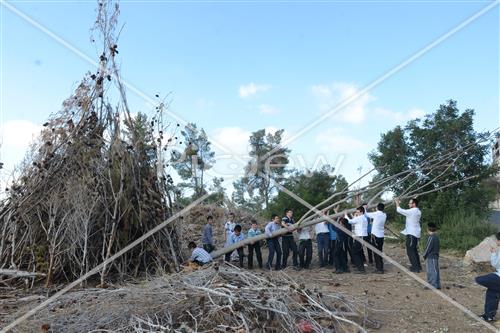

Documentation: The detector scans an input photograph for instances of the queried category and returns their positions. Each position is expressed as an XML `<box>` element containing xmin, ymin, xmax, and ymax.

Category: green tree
<box><xmin>369</xmin><ymin>100</ymin><xmax>496</xmax><ymax>224</ymax></box>
<box><xmin>242</xmin><ymin>129</ymin><xmax>290</xmax><ymax>209</ymax></box>
<box><xmin>266</xmin><ymin>165</ymin><xmax>348</xmax><ymax>220</ymax></box>
<box><xmin>170</xmin><ymin>123</ymin><xmax>215</xmax><ymax>198</ymax></box>
<box><xmin>206</xmin><ymin>177</ymin><xmax>226</xmax><ymax>205</ymax></box>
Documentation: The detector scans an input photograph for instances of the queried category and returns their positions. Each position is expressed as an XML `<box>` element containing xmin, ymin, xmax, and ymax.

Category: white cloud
<box><xmin>311</xmin><ymin>82</ymin><xmax>374</xmax><ymax>124</ymax></box>
<box><xmin>373</xmin><ymin>107</ymin><xmax>427</xmax><ymax>123</ymax></box>
<box><xmin>239</xmin><ymin>83</ymin><xmax>271</xmax><ymax>98</ymax></box>
<box><xmin>212</xmin><ymin>126</ymin><xmax>251</xmax><ymax>156</ymax></box>
<box><xmin>315</xmin><ymin>127</ymin><xmax>368</xmax><ymax>153</ymax></box>
<box><xmin>259</xmin><ymin>104</ymin><xmax>281</xmax><ymax>115</ymax></box>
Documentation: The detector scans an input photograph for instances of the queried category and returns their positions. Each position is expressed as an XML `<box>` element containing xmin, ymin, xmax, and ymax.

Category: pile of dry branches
<box><xmin>0</xmin><ymin>1</ymin><xmax>182</xmax><ymax>286</ymax></box>
<box><xmin>4</xmin><ymin>263</ymin><xmax>377</xmax><ymax>333</ymax></box>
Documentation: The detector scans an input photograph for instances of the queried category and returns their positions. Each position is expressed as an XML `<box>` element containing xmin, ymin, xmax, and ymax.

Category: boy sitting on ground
<box><xmin>188</xmin><ymin>241</ymin><xmax>213</xmax><ymax>266</ymax></box>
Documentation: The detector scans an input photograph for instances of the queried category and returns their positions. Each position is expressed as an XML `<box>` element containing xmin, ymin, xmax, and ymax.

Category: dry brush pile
<box><xmin>0</xmin><ymin>1</ymin><xmax>184</xmax><ymax>287</ymax></box>
<box><xmin>3</xmin><ymin>263</ymin><xmax>377</xmax><ymax>333</ymax></box>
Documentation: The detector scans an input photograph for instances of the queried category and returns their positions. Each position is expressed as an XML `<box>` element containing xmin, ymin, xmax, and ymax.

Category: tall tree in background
<box><xmin>240</xmin><ymin>129</ymin><xmax>290</xmax><ymax>209</ymax></box>
<box><xmin>267</xmin><ymin>165</ymin><xmax>348</xmax><ymax>219</ymax></box>
<box><xmin>170</xmin><ymin>123</ymin><xmax>215</xmax><ymax>198</ymax></box>
<box><xmin>369</xmin><ymin>100</ymin><xmax>496</xmax><ymax>223</ymax></box>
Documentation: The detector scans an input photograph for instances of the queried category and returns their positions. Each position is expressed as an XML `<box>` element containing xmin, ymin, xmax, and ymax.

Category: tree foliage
<box><xmin>170</xmin><ymin>123</ymin><xmax>215</xmax><ymax>198</ymax></box>
<box><xmin>369</xmin><ymin>100</ymin><xmax>496</xmax><ymax>224</ymax></box>
<box><xmin>266</xmin><ymin>165</ymin><xmax>348</xmax><ymax>220</ymax></box>
<box><xmin>234</xmin><ymin>129</ymin><xmax>290</xmax><ymax>209</ymax></box>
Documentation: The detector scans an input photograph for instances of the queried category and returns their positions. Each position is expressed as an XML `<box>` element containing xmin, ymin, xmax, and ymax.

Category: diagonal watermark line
<box><xmin>1</xmin><ymin>192</ymin><xmax>211</xmax><ymax>332</ymax></box>
<box><xmin>260</xmin><ymin>0</ymin><xmax>499</xmax><ymax>163</ymax></box>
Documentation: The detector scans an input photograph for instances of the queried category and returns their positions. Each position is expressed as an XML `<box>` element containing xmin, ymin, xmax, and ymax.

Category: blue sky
<box><xmin>0</xmin><ymin>0</ymin><xmax>499</xmax><ymax>195</ymax></box>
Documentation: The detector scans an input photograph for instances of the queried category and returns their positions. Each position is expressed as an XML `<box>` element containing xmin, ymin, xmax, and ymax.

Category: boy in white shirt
<box><xmin>366</xmin><ymin>203</ymin><xmax>387</xmax><ymax>273</ymax></box>
<box><xmin>315</xmin><ymin>221</ymin><xmax>330</xmax><ymax>268</ymax></box>
<box><xmin>345</xmin><ymin>206</ymin><xmax>368</xmax><ymax>274</ymax></box>
<box><xmin>298</xmin><ymin>226</ymin><xmax>312</xmax><ymax>269</ymax></box>
<box><xmin>395</xmin><ymin>198</ymin><xmax>422</xmax><ymax>273</ymax></box>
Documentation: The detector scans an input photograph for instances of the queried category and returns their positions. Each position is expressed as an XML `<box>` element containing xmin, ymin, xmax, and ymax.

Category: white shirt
<box><xmin>346</xmin><ymin>215</ymin><xmax>368</xmax><ymax>237</ymax></box>
<box><xmin>491</xmin><ymin>250</ymin><xmax>500</xmax><ymax>277</ymax></box>
<box><xmin>298</xmin><ymin>226</ymin><xmax>312</xmax><ymax>240</ymax></box>
<box><xmin>397</xmin><ymin>207</ymin><xmax>421</xmax><ymax>238</ymax></box>
<box><xmin>224</xmin><ymin>221</ymin><xmax>235</xmax><ymax>237</ymax></box>
<box><xmin>366</xmin><ymin>211</ymin><xmax>387</xmax><ymax>238</ymax></box>
<box><xmin>190</xmin><ymin>247</ymin><xmax>213</xmax><ymax>264</ymax></box>
<box><xmin>315</xmin><ymin>222</ymin><xmax>329</xmax><ymax>235</ymax></box>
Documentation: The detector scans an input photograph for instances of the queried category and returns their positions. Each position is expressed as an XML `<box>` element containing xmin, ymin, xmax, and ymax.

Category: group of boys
<box><xmin>188</xmin><ymin>200</ymin><xmax>441</xmax><ymax>291</ymax></box>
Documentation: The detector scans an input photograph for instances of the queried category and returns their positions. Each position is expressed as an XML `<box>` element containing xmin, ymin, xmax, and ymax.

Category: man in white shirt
<box><xmin>345</xmin><ymin>206</ymin><xmax>368</xmax><ymax>273</ymax></box>
<box><xmin>396</xmin><ymin>198</ymin><xmax>422</xmax><ymax>273</ymax></box>
<box><xmin>366</xmin><ymin>203</ymin><xmax>387</xmax><ymax>273</ymax></box>
<box><xmin>315</xmin><ymin>221</ymin><xmax>330</xmax><ymax>268</ymax></box>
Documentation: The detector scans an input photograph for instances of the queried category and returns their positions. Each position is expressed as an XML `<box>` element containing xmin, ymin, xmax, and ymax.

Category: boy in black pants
<box><xmin>334</xmin><ymin>217</ymin><xmax>350</xmax><ymax>273</ymax></box>
<box><xmin>225</xmin><ymin>225</ymin><xmax>245</xmax><ymax>267</ymax></box>
<box><xmin>298</xmin><ymin>225</ymin><xmax>312</xmax><ymax>269</ymax></box>
<box><xmin>281</xmin><ymin>208</ymin><xmax>299</xmax><ymax>269</ymax></box>
<box><xmin>423</xmin><ymin>222</ymin><xmax>440</xmax><ymax>289</ymax></box>
<box><xmin>247</xmin><ymin>220</ymin><xmax>263</xmax><ymax>269</ymax></box>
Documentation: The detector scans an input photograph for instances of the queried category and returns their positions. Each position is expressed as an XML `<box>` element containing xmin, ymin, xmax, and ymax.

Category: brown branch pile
<box><xmin>0</xmin><ymin>1</ymin><xmax>182</xmax><ymax>287</ymax></box>
<box><xmin>4</xmin><ymin>263</ymin><xmax>377</xmax><ymax>333</ymax></box>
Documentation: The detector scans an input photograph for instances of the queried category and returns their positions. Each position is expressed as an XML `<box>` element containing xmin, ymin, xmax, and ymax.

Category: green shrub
<box><xmin>422</xmin><ymin>210</ymin><xmax>498</xmax><ymax>254</ymax></box>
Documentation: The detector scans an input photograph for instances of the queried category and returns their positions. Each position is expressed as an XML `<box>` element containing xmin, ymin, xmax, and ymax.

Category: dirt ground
<box><xmin>1</xmin><ymin>240</ymin><xmax>498</xmax><ymax>333</ymax></box>
<box><xmin>276</xmin><ymin>241</ymin><xmax>496</xmax><ymax>333</ymax></box>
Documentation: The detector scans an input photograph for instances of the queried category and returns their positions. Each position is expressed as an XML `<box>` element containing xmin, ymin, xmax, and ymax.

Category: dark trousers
<box><xmin>328</xmin><ymin>240</ymin><xmax>336</xmax><ymax>266</ymax></box>
<box><xmin>426</xmin><ymin>257</ymin><xmax>440</xmax><ymax>289</ymax></box>
<box><xmin>406</xmin><ymin>235</ymin><xmax>422</xmax><ymax>271</ymax></box>
<box><xmin>335</xmin><ymin>239</ymin><xmax>348</xmax><ymax>272</ymax></box>
<box><xmin>203</xmin><ymin>243</ymin><xmax>215</xmax><ymax>253</ymax></box>
<box><xmin>247</xmin><ymin>242</ymin><xmax>263</xmax><ymax>269</ymax></box>
<box><xmin>363</xmin><ymin>235</ymin><xmax>373</xmax><ymax>263</ymax></box>
<box><xmin>281</xmin><ymin>236</ymin><xmax>298</xmax><ymax>268</ymax></box>
<box><xmin>347</xmin><ymin>237</ymin><xmax>354</xmax><ymax>264</ymax></box>
<box><xmin>371</xmin><ymin>235</ymin><xmax>384</xmax><ymax>272</ymax></box>
<box><xmin>225</xmin><ymin>247</ymin><xmax>244</xmax><ymax>268</ymax></box>
<box><xmin>316</xmin><ymin>233</ymin><xmax>330</xmax><ymax>267</ymax></box>
<box><xmin>476</xmin><ymin>273</ymin><xmax>500</xmax><ymax>318</ymax></box>
<box><xmin>298</xmin><ymin>239</ymin><xmax>312</xmax><ymax>269</ymax></box>
<box><xmin>351</xmin><ymin>239</ymin><xmax>365</xmax><ymax>271</ymax></box>
<box><xmin>267</xmin><ymin>238</ymin><xmax>282</xmax><ymax>270</ymax></box>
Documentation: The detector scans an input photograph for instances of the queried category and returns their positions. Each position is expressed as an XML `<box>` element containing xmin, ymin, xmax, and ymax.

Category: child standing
<box><xmin>202</xmin><ymin>216</ymin><xmax>215</xmax><ymax>253</ymax></box>
<box><xmin>423</xmin><ymin>222</ymin><xmax>440</xmax><ymax>289</ymax></box>
<box><xmin>225</xmin><ymin>225</ymin><xmax>245</xmax><ymax>268</ymax></box>
<box><xmin>265</xmin><ymin>214</ymin><xmax>282</xmax><ymax>270</ymax></box>
<box><xmin>334</xmin><ymin>217</ymin><xmax>350</xmax><ymax>274</ymax></box>
<box><xmin>298</xmin><ymin>225</ymin><xmax>312</xmax><ymax>269</ymax></box>
<box><xmin>247</xmin><ymin>220</ymin><xmax>263</xmax><ymax>269</ymax></box>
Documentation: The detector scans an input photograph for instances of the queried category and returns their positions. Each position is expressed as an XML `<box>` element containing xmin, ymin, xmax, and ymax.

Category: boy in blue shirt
<box><xmin>265</xmin><ymin>214</ymin><xmax>282</xmax><ymax>270</ymax></box>
<box><xmin>247</xmin><ymin>220</ymin><xmax>263</xmax><ymax>269</ymax></box>
<box><xmin>225</xmin><ymin>225</ymin><xmax>245</xmax><ymax>268</ymax></box>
